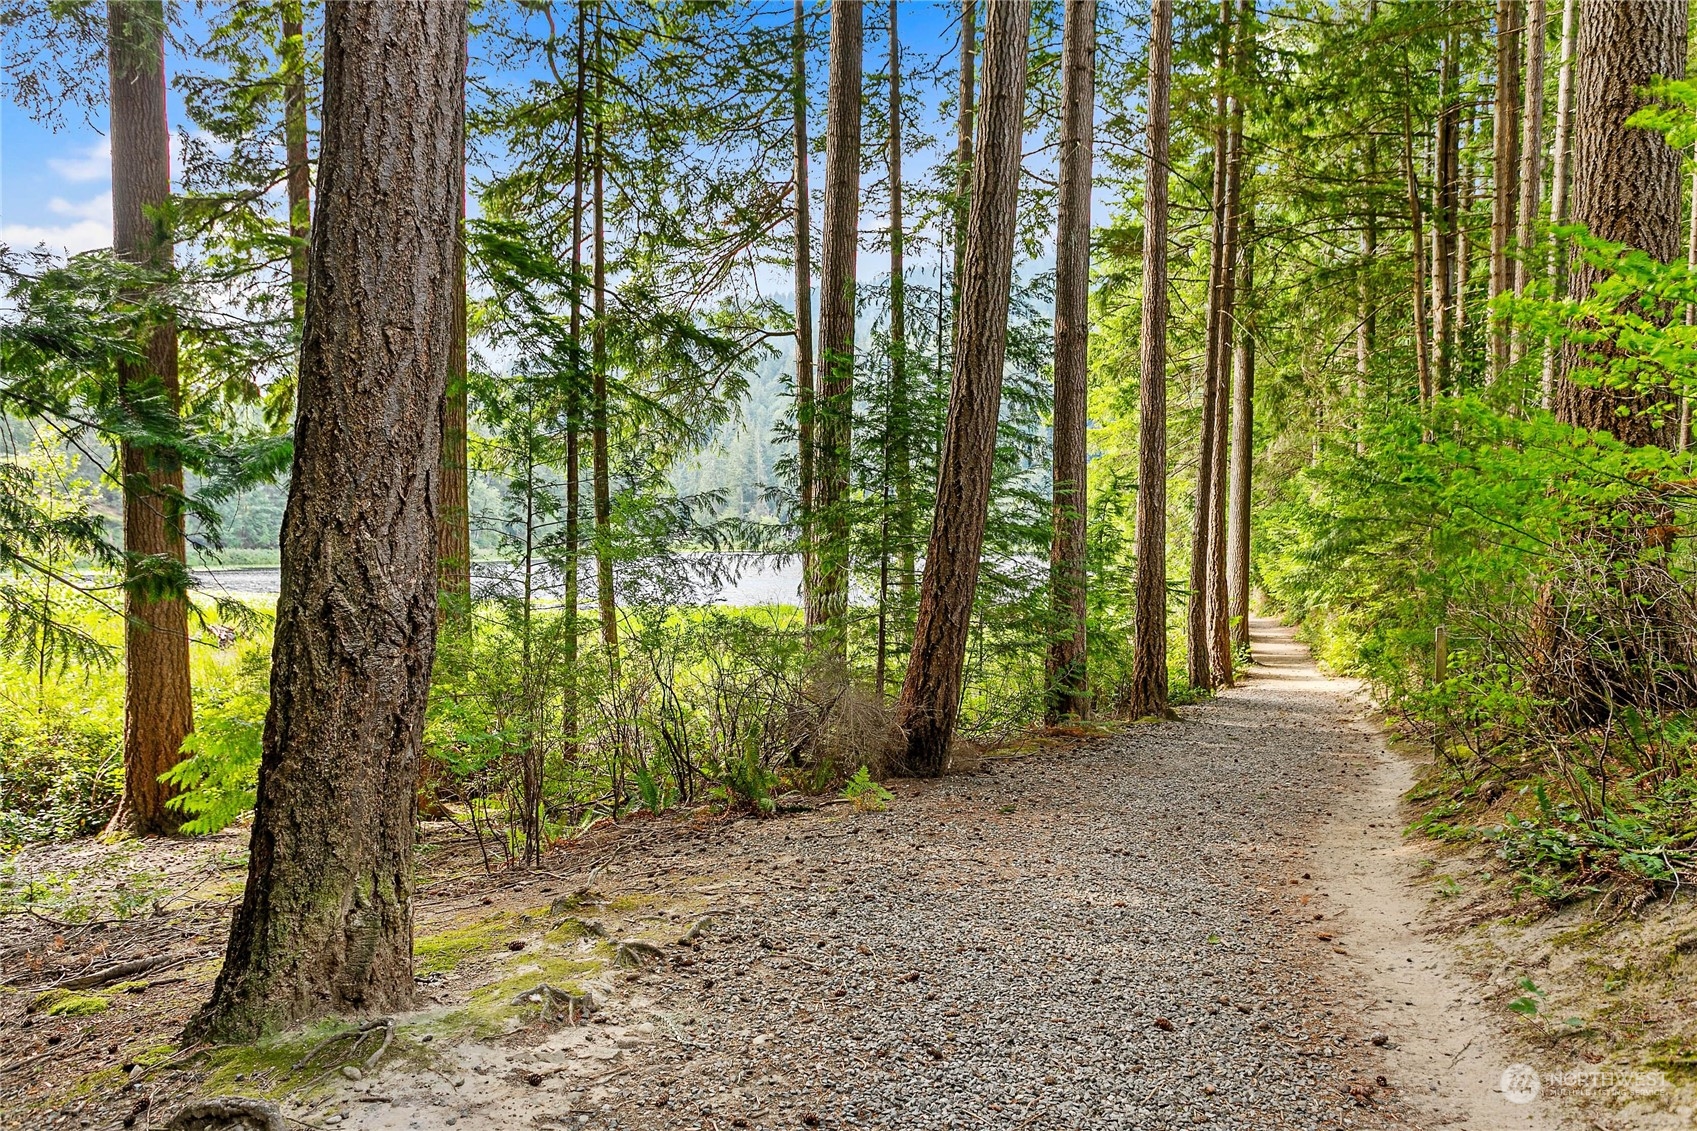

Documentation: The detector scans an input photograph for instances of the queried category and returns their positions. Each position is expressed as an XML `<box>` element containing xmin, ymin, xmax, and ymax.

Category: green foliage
<box><xmin>708</xmin><ymin>726</ymin><xmax>778</xmax><ymax>815</ymax></box>
<box><xmin>1507</xmin><ymin>977</ymin><xmax>1546</xmax><ymax>1018</ymax></box>
<box><xmin>161</xmin><ymin>645</ymin><xmax>272</xmax><ymax>834</ymax></box>
<box><xmin>840</xmin><ymin>765</ymin><xmax>893</xmax><ymax>813</ymax></box>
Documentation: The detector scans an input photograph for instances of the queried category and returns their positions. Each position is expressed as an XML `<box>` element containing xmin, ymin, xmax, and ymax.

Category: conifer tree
<box><xmin>896</xmin><ymin>0</ymin><xmax>1030</xmax><ymax>775</ymax></box>
<box><xmin>106</xmin><ymin>0</ymin><xmax>194</xmax><ymax>837</ymax></box>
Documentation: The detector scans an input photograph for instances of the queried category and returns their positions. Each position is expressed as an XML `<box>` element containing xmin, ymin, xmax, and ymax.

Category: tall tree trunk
<box><xmin>1489</xmin><ymin>0</ymin><xmax>1523</xmax><ymax>382</ymax></box>
<box><xmin>1355</xmin><ymin>0</ymin><xmax>1378</xmax><ymax>439</ymax></box>
<box><xmin>1510</xmin><ymin>0</ymin><xmax>1547</xmax><ymax>368</ymax></box>
<box><xmin>1457</xmin><ymin>111</ymin><xmax>1473</xmax><ymax>363</ymax></box>
<box><xmin>1207</xmin><ymin>0</ymin><xmax>1248</xmax><ymax>687</ymax></box>
<box><xmin>1187</xmin><ymin>6</ymin><xmax>1228</xmax><ymax>696</ymax></box>
<box><xmin>592</xmin><ymin>8</ymin><xmax>617</xmax><ymax>676</ymax></box>
<box><xmin>1187</xmin><ymin>4</ymin><xmax>1231</xmax><ymax>694</ymax></box>
<box><xmin>281</xmin><ymin>0</ymin><xmax>309</xmax><ymax>325</ymax></box>
<box><xmin>1540</xmin><ymin>0</ymin><xmax>1577</xmax><ymax>409</ymax></box>
<box><xmin>1127</xmin><ymin>0</ymin><xmax>1174</xmax><ymax>722</ymax></box>
<box><xmin>953</xmin><ymin>0</ymin><xmax>976</xmax><ymax>301</ymax></box>
<box><xmin>191</xmin><ymin>0</ymin><xmax>465</xmax><ymax>1040</ymax></box>
<box><xmin>809</xmin><ymin>0</ymin><xmax>863</xmax><ymax>663</ymax></box>
<box><xmin>895</xmin><ymin>0</ymin><xmax>1030</xmax><ymax>776</ymax></box>
<box><xmin>106</xmin><ymin>0</ymin><xmax>192</xmax><ymax>837</ymax></box>
<box><xmin>1227</xmin><ymin>211</ymin><xmax>1255</xmax><ymax>653</ymax></box>
<box><xmin>1401</xmin><ymin>83</ymin><xmax>1435</xmax><ymax>407</ymax></box>
<box><xmin>794</xmin><ymin>0</ymin><xmax>816</xmax><ymax>613</ymax></box>
<box><xmin>1046</xmin><ymin>0</ymin><xmax>1094</xmax><ymax>723</ymax></box>
<box><xmin>438</xmin><ymin>110</ymin><xmax>470</xmax><ymax>615</ymax></box>
<box><xmin>1553</xmin><ymin>0</ymin><xmax>1687</xmax><ymax>445</ymax></box>
<box><xmin>888</xmin><ymin>0</ymin><xmax>913</xmax><ymax>612</ymax></box>
<box><xmin>1434</xmin><ymin>24</ymin><xmax>1459</xmax><ymax>393</ymax></box>
<box><xmin>1685</xmin><ymin>166</ymin><xmax>1696</xmax><ymax>451</ymax></box>
<box><xmin>1358</xmin><ymin>136</ymin><xmax>1376</xmax><ymax>451</ymax></box>
<box><xmin>562</xmin><ymin>0</ymin><xmax>586</xmax><ymax>750</ymax></box>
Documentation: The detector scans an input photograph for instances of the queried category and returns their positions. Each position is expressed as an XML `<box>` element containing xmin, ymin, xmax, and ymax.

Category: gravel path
<box><xmin>353</xmin><ymin>620</ymin><xmax>1440</xmax><ymax>1131</ymax></box>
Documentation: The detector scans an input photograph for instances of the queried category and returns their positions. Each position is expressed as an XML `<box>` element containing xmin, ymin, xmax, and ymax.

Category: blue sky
<box><xmin>0</xmin><ymin>2</ymin><xmax>988</xmax><ymax>260</ymax></box>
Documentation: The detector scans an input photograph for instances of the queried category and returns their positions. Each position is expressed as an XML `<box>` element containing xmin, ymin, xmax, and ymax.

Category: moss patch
<box><xmin>199</xmin><ymin>1018</ymin><xmax>370</xmax><ymax>1098</ymax></box>
<box><xmin>29</xmin><ymin>989</ymin><xmax>111</xmax><ymax>1016</ymax></box>
<box><xmin>414</xmin><ymin>914</ymin><xmax>523</xmax><ymax>976</ymax></box>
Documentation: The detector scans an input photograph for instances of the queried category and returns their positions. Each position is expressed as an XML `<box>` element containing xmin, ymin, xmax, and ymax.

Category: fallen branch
<box><xmin>57</xmin><ymin>952</ymin><xmax>189</xmax><ymax>990</ymax></box>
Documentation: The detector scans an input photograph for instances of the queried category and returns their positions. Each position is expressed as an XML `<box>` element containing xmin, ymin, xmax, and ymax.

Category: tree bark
<box><xmin>1401</xmin><ymin>84</ymin><xmax>1434</xmax><ymax>407</ymax></box>
<box><xmin>1553</xmin><ymin>0</ymin><xmax>1687</xmax><ymax>446</ymax></box>
<box><xmin>191</xmin><ymin>0</ymin><xmax>465</xmax><ymax>1041</ymax></box>
<box><xmin>1683</xmin><ymin>167</ymin><xmax>1697</xmax><ymax>448</ymax></box>
<box><xmin>895</xmin><ymin>0</ymin><xmax>1030</xmax><ymax>775</ymax></box>
<box><xmin>1488</xmin><ymin>0</ymin><xmax>1523</xmax><ymax>382</ymax></box>
<box><xmin>1187</xmin><ymin>0</ymin><xmax>1231</xmax><ymax>693</ymax></box>
<box><xmin>1539</xmin><ymin>0</ymin><xmax>1577</xmax><ymax>408</ymax></box>
<box><xmin>1127</xmin><ymin>0</ymin><xmax>1174</xmax><ymax>722</ymax></box>
<box><xmin>1227</xmin><ymin>211</ymin><xmax>1255</xmax><ymax>653</ymax></box>
<box><xmin>1510</xmin><ymin>0</ymin><xmax>1546</xmax><ymax>367</ymax></box>
<box><xmin>592</xmin><ymin>9</ymin><xmax>617</xmax><ymax>676</ymax></box>
<box><xmin>438</xmin><ymin>119</ymin><xmax>470</xmax><ymax>614</ymax></box>
<box><xmin>562</xmin><ymin>0</ymin><xmax>586</xmax><ymax>754</ymax></box>
<box><xmin>1357</xmin><ymin>133</ymin><xmax>1376</xmax><ymax>452</ymax></box>
<box><xmin>1046</xmin><ymin>0</ymin><xmax>1094</xmax><ymax>723</ymax></box>
<box><xmin>106</xmin><ymin>0</ymin><xmax>192</xmax><ymax>838</ymax></box>
<box><xmin>882</xmin><ymin>0</ymin><xmax>909</xmax><ymax>692</ymax></box>
<box><xmin>794</xmin><ymin>0</ymin><xmax>816</xmax><ymax>613</ymax></box>
<box><xmin>1434</xmin><ymin>23</ymin><xmax>1458</xmax><ymax>392</ymax></box>
<box><xmin>953</xmin><ymin>0</ymin><xmax>976</xmax><ymax>302</ymax></box>
<box><xmin>1206</xmin><ymin>0</ymin><xmax>1248</xmax><ymax>687</ymax></box>
<box><xmin>809</xmin><ymin>0</ymin><xmax>863</xmax><ymax>663</ymax></box>
<box><xmin>281</xmin><ymin>0</ymin><xmax>309</xmax><ymax>326</ymax></box>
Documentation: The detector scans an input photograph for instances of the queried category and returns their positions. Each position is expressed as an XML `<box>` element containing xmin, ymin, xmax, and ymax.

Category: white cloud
<box><xmin>47</xmin><ymin>192</ymin><xmax>112</xmax><ymax>223</ymax></box>
<box><xmin>1</xmin><ymin>218</ymin><xmax>111</xmax><ymax>256</ymax></box>
<box><xmin>46</xmin><ymin>139</ymin><xmax>111</xmax><ymax>185</ymax></box>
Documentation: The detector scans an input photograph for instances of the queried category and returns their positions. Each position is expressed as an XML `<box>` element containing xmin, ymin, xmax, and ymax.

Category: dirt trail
<box><xmin>1254</xmin><ymin>623</ymin><xmax>1576</xmax><ymax>1131</ymax></box>
<box><xmin>3</xmin><ymin>621</ymin><xmax>1589</xmax><ymax>1131</ymax></box>
<box><xmin>290</xmin><ymin>619</ymin><xmax>1580</xmax><ymax>1131</ymax></box>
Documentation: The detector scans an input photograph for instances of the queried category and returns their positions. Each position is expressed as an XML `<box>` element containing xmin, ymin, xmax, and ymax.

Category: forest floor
<box><xmin>4</xmin><ymin>620</ymin><xmax>1689</xmax><ymax>1130</ymax></box>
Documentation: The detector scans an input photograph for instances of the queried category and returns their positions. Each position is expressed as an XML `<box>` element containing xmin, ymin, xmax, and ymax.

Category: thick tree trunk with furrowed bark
<box><xmin>1127</xmin><ymin>0</ymin><xmax>1174</xmax><ymax>721</ymax></box>
<box><xmin>1046</xmin><ymin>0</ymin><xmax>1094</xmax><ymax>723</ymax></box>
<box><xmin>106</xmin><ymin>0</ymin><xmax>193</xmax><ymax>838</ymax></box>
<box><xmin>1553</xmin><ymin>0</ymin><xmax>1687</xmax><ymax>445</ymax></box>
<box><xmin>190</xmin><ymin>0</ymin><xmax>466</xmax><ymax>1041</ymax></box>
<box><xmin>953</xmin><ymin>1</ymin><xmax>976</xmax><ymax>302</ymax></box>
<box><xmin>896</xmin><ymin>0</ymin><xmax>1030</xmax><ymax>775</ymax></box>
<box><xmin>808</xmin><ymin>0</ymin><xmax>862</xmax><ymax>664</ymax></box>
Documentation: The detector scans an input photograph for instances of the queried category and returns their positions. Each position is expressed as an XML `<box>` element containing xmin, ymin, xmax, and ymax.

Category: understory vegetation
<box><xmin>7</xmin><ymin>0</ymin><xmax>1697</xmax><ymax>1006</ymax></box>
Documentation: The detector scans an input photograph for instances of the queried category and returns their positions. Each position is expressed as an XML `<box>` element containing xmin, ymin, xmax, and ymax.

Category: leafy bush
<box><xmin>161</xmin><ymin>645</ymin><xmax>272</xmax><ymax>834</ymax></box>
<box><xmin>0</xmin><ymin>708</ymin><xmax>121</xmax><ymax>847</ymax></box>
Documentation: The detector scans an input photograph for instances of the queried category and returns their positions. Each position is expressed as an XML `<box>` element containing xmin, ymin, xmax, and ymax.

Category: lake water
<box><xmin>190</xmin><ymin>553</ymin><xmax>821</xmax><ymax>608</ymax></box>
